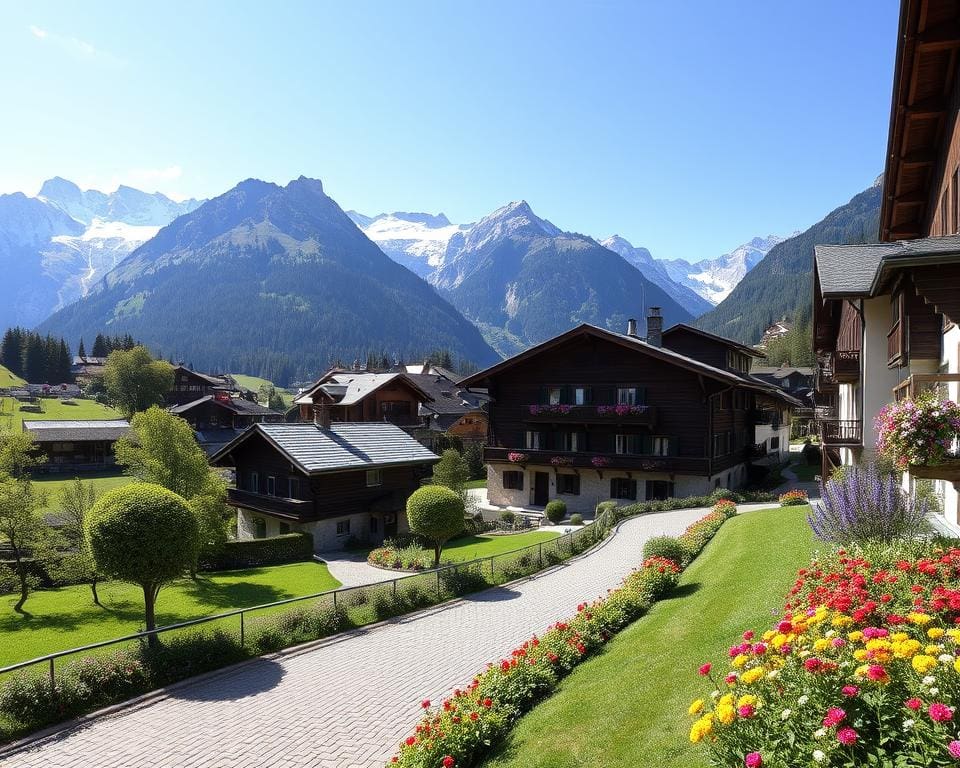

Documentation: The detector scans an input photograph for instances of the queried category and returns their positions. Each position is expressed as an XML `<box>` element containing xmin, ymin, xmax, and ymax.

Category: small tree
<box><xmin>406</xmin><ymin>485</ymin><xmax>465</xmax><ymax>568</ymax></box>
<box><xmin>431</xmin><ymin>449</ymin><xmax>470</xmax><ymax>497</ymax></box>
<box><xmin>462</xmin><ymin>442</ymin><xmax>485</xmax><ymax>480</ymax></box>
<box><xmin>55</xmin><ymin>478</ymin><xmax>101</xmax><ymax>605</ymax></box>
<box><xmin>103</xmin><ymin>346</ymin><xmax>174</xmax><ymax>418</ymax></box>
<box><xmin>86</xmin><ymin>483</ymin><xmax>199</xmax><ymax>643</ymax></box>
<box><xmin>545</xmin><ymin>499</ymin><xmax>567</xmax><ymax>524</ymax></box>
<box><xmin>0</xmin><ymin>478</ymin><xmax>49</xmax><ymax>612</ymax></box>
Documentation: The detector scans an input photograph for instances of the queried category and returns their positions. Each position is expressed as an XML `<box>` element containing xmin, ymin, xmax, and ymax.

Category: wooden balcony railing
<box><xmin>892</xmin><ymin>373</ymin><xmax>960</xmax><ymax>402</ymax></box>
<box><xmin>484</xmin><ymin>446</ymin><xmax>709</xmax><ymax>475</ymax></box>
<box><xmin>833</xmin><ymin>350</ymin><xmax>861</xmax><ymax>382</ymax></box>
<box><xmin>523</xmin><ymin>404</ymin><xmax>658</xmax><ymax>427</ymax></box>
<box><xmin>227</xmin><ymin>488</ymin><xmax>315</xmax><ymax>519</ymax></box>
<box><xmin>887</xmin><ymin>320</ymin><xmax>905</xmax><ymax>367</ymax></box>
<box><xmin>818</xmin><ymin>419</ymin><xmax>863</xmax><ymax>447</ymax></box>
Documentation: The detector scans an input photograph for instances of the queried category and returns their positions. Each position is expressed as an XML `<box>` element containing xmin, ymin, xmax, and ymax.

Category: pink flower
<box><xmin>841</xmin><ymin>685</ymin><xmax>859</xmax><ymax>697</ymax></box>
<box><xmin>836</xmin><ymin>727</ymin><xmax>858</xmax><ymax>746</ymax></box>
<box><xmin>949</xmin><ymin>740</ymin><xmax>960</xmax><ymax>759</ymax></box>
<box><xmin>745</xmin><ymin>753</ymin><xmax>762</xmax><ymax>768</ymax></box>
<box><xmin>738</xmin><ymin>704</ymin><xmax>755</xmax><ymax>718</ymax></box>
<box><xmin>929</xmin><ymin>702</ymin><xmax>954</xmax><ymax>722</ymax></box>
<box><xmin>905</xmin><ymin>697</ymin><xmax>922</xmax><ymax>711</ymax></box>
<box><xmin>823</xmin><ymin>707</ymin><xmax>846</xmax><ymax>728</ymax></box>
<box><xmin>698</xmin><ymin>663</ymin><xmax>712</xmax><ymax>676</ymax></box>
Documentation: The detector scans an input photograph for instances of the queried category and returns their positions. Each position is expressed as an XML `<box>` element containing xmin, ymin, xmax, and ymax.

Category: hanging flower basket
<box><xmin>528</xmin><ymin>404</ymin><xmax>574</xmax><ymax>415</ymax></box>
<box><xmin>596</xmin><ymin>404</ymin><xmax>648</xmax><ymax>417</ymax></box>
<box><xmin>507</xmin><ymin>452</ymin><xmax>528</xmax><ymax>464</ymax></box>
<box><xmin>875</xmin><ymin>391</ymin><xmax>960</xmax><ymax>471</ymax></box>
<box><xmin>549</xmin><ymin>456</ymin><xmax>572</xmax><ymax>466</ymax></box>
<box><xmin>591</xmin><ymin>456</ymin><xmax>611</xmax><ymax>468</ymax></box>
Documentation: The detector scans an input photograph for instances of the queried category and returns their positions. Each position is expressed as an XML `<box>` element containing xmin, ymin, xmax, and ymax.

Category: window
<box><xmin>267</xmin><ymin>476</ymin><xmax>276</xmax><ymax>496</ymax></box>
<box><xmin>278</xmin><ymin>522</ymin><xmax>290</xmax><ymax>535</ymax></box>
<box><xmin>547</xmin><ymin>387</ymin><xmax>562</xmax><ymax>405</ymax></box>
<box><xmin>573</xmin><ymin>387</ymin><xmax>589</xmax><ymax>406</ymax></box>
<box><xmin>610</xmin><ymin>477</ymin><xmax>637</xmax><ymax>500</ymax></box>
<box><xmin>366</xmin><ymin>469</ymin><xmax>383</xmax><ymax>487</ymax></box>
<box><xmin>770</xmin><ymin>436</ymin><xmax>780</xmax><ymax>450</ymax></box>
<box><xmin>525</xmin><ymin>431</ymin><xmax>541</xmax><ymax>450</ymax></box>
<box><xmin>617</xmin><ymin>387</ymin><xmax>637</xmax><ymax>405</ymax></box>
<box><xmin>651</xmin><ymin>436</ymin><xmax>671</xmax><ymax>456</ymax></box>
<box><xmin>712</xmin><ymin>431</ymin><xmax>732</xmax><ymax>457</ymax></box>
<box><xmin>721</xmin><ymin>391</ymin><xmax>732</xmax><ymax>410</ymax></box>
<box><xmin>615</xmin><ymin>434</ymin><xmax>643</xmax><ymax>455</ymax></box>
<box><xmin>288</xmin><ymin>478</ymin><xmax>299</xmax><ymax>499</ymax></box>
<box><xmin>645</xmin><ymin>480</ymin><xmax>674</xmax><ymax>501</ymax></box>
<box><xmin>250</xmin><ymin>472</ymin><xmax>259</xmax><ymax>493</ymax></box>
<box><xmin>557</xmin><ymin>474</ymin><xmax>580</xmax><ymax>495</ymax></box>
<box><xmin>559</xmin><ymin>431</ymin><xmax>584</xmax><ymax>452</ymax></box>
<box><xmin>380</xmin><ymin>400</ymin><xmax>411</xmax><ymax>417</ymax></box>
<box><xmin>336</xmin><ymin>519</ymin><xmax>351</xmax><ymax>536</ymax></box>
<box><xmin>733</xmin><ymin>391</ymin><xmax>743</xmax><ymax>410</ymax></box>
<box><xmin>253</xmin><ymin>517</ymin><xmax>267</xmax><ymax>539</ymax></box>
<box><xmin>503</xmin><ymin>471</ymin><xmax>524</xmax><ymax>490</ymax></box>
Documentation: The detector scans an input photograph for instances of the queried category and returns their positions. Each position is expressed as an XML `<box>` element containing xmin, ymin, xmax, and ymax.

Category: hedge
<box><xmin>198</xmin><ymin>532</ymin><xmax>314</xmax><ymax>571</ymax></box>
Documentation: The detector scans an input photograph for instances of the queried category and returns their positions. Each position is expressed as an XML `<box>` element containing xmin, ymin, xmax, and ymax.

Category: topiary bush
<box><xmin>570</xmin><ymin>513</ymin><xmax>584</xmax><ymax>526</ymax></box>
<box><xmin>545</xmin><ymin>500</ymin><xmax>566</xmax><ymax>524</ymax></box>
<box><xmin>199</xmin><ymin>532</ymin><xmax>314</xmax><ymax>570</ymax></box>
<box><xmin>406</xmin><ymin>485</ymin><xmax>465</xmax><ymax>567</ymax></box>
<box><xmin>641</xmin><ymin>535</ymin><xmax>687</xmax><ymax>567</ymax></box>
<box><xmin>500</xmin><ymin>510</ymin><xmax>516</xmax><ymax>525</ymax></box>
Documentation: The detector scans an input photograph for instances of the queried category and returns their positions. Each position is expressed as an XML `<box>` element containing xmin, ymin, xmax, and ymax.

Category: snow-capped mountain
<box><xmin>600</xmin><ymin>235</ymin><xmax>713</xmax><ymax>316</ymax></box>
<box><xmin>660</xmin><ymin>235</ymin><xmax>789</xmax><ymax>305</ymax></box>
<box><xmin>346</xmin><ymin>211</ymin><xmax>470</xmax><ymax>279</ymax></box>
<box><xmin>0</xmin><ymin>178</ymin><xmax>203</xmax><ymax>328</ymax></box>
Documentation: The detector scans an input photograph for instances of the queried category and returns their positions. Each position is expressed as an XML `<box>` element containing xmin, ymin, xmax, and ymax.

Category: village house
<box><xmin>292</xmin><ymin>371</ymin><xmax>430</xmax><ymax>427</ymax></box>
<box><xmin>209</xmin><ymin>407</ymin><xmax>439</xmax><ymax>551</ymax></box>
<box><xmin>22</xmin><ymin>419</ymin><xmax>131</xmax><ymax>473</ymax></box>
<box><xmin>813</xmin><ymin>0</ymin><xmax>960</xmax><ymax>525</ymax></box>
<box><xmin>166</xmin><ymin>365</ymin><xmax>242</xmax><ymax>406</ymax></box>
<box><xmin>459</xmin><ymin>310</ymin><xmax>798</xmax><ymax>516</ymax></box>
<box><xmin>405</xmin><ymin>371</ymin><xmax>489</xmax><ymax>446</ymax></box>
<box><xmin>168</xmin><ymin>389</ymin><xmax>284</xmax><ymax>456</ymax></box>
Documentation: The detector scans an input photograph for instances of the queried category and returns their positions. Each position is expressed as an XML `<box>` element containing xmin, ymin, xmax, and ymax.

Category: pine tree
<box><xmin>23</xmin><ymin>335</ymin><xmax>46</xmax><ymax>383</ymax></box>
<box><xmin>77</xmin><ymin>338</ymin><xmax>86</xmax><ymax>359</ymax></box>
<box><xmin>0</xmin><ymin>328</ymin><xmax>23</xmax><ymax>377</ymax></box>
<box><xmin>92</xmin><ymin>334</ymin><xmax>108</xmax><ymax>358</ymax></box>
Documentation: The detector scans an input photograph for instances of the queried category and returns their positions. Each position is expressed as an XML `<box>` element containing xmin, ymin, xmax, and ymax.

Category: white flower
<box><xmin>798</xmin><ymin>695</ymin><xmax>809</xmax><ymax>705</ymax></box>
<box><xmin>923</xmin><ymin>675</ymin><xmax>936</xmax><ymax>686</ymax></box>
<box><xmin>814</xmin><ymin>728</ymin><xmax>827</xmax><ymax>739</ymax></box>
<box><xmin>940</xmin><ymin>654</ymin><xmax>954</xmax><ymax>664</ymax></box>
<box><xmin>825</xmin><ymin>629</ymin><xmax>835</xmax><ymax>638</ymax></box>
<box><xmin>711</xmin><ymin>690</ymin><xmax>720</xmax><ymax>699</ymax></box>
<box><xmin>903</xmin><ymin>718</ymin><xmax>915</xmax><ymax>730</ymax></box>
<box><xmin>813</xmin><ymin>750</ymin><xmax>826</xmax><ymax>763</ymax></box>
<box><xmin>766</xmin><ymin>669</ymin><xmax>779</xmax><ymax>679</ymax></box>
<box><xmin>930</xmin><ymin>687</ymin><xmax>940</xmax><ymax>696</ymax></box>
<box><xmin>781</xmin><ymin>708</ymin><xmax>792</xmax><ymax>720</ymax></box>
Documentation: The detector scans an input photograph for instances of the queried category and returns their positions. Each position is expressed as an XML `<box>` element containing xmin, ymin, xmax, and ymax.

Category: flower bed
<box><xmin>368</xmin><ymin>544</ymin><xmax>430</xmax><ymax>571</ymax></box>
<box><xmin>687</xmin><ymin>542</ymin><xmax>960</xmax><ymax>767</ymax></box>
<box><xmin>876</xmin><ymin>391</ymin><xmax>960</xmax><ymax>470</ymax></box>
<box><xmin>779</xmin><ymin>489</ymin><xmax>809</xmax><ymax>507</ymax></box>
<box><xmin>390</xmin><ymin>505</ymin><xmax>737</xmax><ymax>767</ymax></box>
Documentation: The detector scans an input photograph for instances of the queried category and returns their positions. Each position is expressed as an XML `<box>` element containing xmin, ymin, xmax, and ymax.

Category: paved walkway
<box><xmin>1</xmin><ymin>502</ymin><xmax>775</xmax><ymax>768</ymax></box>
<box><xmin>315</xmin><ymin>551</ymin><xmax>396</xmax><ymax>588</ymax></box>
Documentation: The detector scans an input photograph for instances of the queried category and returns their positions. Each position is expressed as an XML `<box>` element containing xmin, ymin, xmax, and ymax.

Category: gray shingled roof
<box><xmin>211</xmin><ymin>422</ymin><xmax>439</xmax><ymax>474</ymax></box>
<box><xmin>294</xmin><ymin>372</ymin><xmax>431</xmax><ymax>407</ymax></box>
<box><xmin>815</xmin><ymin>234</ymin><xmax>960</xmax><ymax>297</ymax></box>
<box><xmin>169</xmin><ymin>395</ymin><xmax>280</xmax><ymax>417</ymax></box>
<box><xmin>23</xmin><ymin>419</ymin><xmax>130</xmax><ymax>443</ymax></box>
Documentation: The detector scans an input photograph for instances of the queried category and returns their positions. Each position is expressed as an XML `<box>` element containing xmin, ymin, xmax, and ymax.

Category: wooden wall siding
<box><xmin>483</xmin><ymin>335</ymin><xmax>739</xmax><ymax>465</ymax></box>
<box><xmin>447</xmin><ymin>412</ymin><xmax>488</xmax><ymax>439</ymax></box>
<box><xmin>905</xmin><ymin>276</ymin><xmax>944</xmax><ymax>360</ymax></box>
<box><xmin>837</xmin><ymin>301</ymin><xmax>863</xmax><ymax>352</ymax></box>
<box><xmin>227</xmin><ymin>432</ymin><xmax>311</xmax><ymax>496</ymax></box>
<box><xmin>912</xmin><ymin>264</ymin><xmax>960</xmax><ymax>325</ymax></box>
<box><xmin>661</xmin><ymin>327</ymin><xmax>729</xmax><ymax>369</ymax></box>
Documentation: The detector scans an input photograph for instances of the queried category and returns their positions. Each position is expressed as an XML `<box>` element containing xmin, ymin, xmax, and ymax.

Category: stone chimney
<box><xmin>646</xmin><ymin>307</ymin><xmax>662</xmax><ymax>347</ymax></box>
<box><xmin>313</xmin><ymin>403</ymin><xmax>331</xmax><ymax>429</ymax></box>
<box><xmin>626</xmin><ymin>318</ymin><xmax>638</xmax><ymax>337</ymax></box>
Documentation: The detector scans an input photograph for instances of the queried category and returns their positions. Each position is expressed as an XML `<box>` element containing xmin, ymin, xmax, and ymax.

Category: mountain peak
<box><xmin>286</xmin><ymin>176</ymin><xmax>325</xmax><ymax>195</ymax></box>
<box><xmin>39</xmin><ymin>176</ymin><xmax>82</xmax><ymax>200</ymax></box>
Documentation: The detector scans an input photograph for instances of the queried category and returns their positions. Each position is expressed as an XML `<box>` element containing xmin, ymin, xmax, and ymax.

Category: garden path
<box><xmin>314</xmin><ymin>551</ymin><xmax>396</xmax><ymax>588</ymax></box>
<box><xmin>1</xmin><ymin>502</ymin><xmax>776</xmax><ymax>768</ymax></box>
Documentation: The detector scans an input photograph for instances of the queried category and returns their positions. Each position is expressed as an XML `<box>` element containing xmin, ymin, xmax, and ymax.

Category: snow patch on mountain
<box><xmin>348</xmin><ymin>211</ymin><xmax>471</xmax><ymax>279</ymax></box>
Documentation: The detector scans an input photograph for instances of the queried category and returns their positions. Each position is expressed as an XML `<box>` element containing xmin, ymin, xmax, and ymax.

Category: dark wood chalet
<box><xmin>209</xmin><ymin>415</ymin><xmax>439</xmax><ymax>550</ymax></box>
<box><xmin>167</xmin><ymin>365</ymin><xmax>237</xmax><ymax>406</ymax></box>
<box><xmin>168</xmin><ymin>390</ymin><xmax>284</xmax><ymax>457</ymax></box>
<box><xmin>812</xmin><ymin>0</ymin><xmax>960</xmax><ymax>522</ymax></box>
<box><xmin>23</xmin><ymin>419</ymin><xmax>131</xmax><ymax>474</ymax></box>
<box><xmin>460</xmin><ymin>312</ymin><xmax>798</xmax><ymax>515</ymax></box>
<box><xmin>293</xmin><ymin>371</ymin><xmax>431</xmax><ymax>427</ymax></box>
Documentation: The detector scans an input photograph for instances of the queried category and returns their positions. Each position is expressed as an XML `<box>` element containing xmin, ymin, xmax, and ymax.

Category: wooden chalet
<box><xmin>167</xmin><ymin>365</ymin><xmax>239</xmax><ymax>406</ymax></box>
<box><xmin>812</xmin><ymin>0</ymin><xmax>960</xmax><ymax>524</ymax></box>
<box><xmin>209</xmin><ymin>414</ymin><xmax>439</xmax><ymax>551</ymax></box>
<box><xmin>405</xmin><ymin>371</ymin><xmax>489</xmax><ymax>444</ymax></box>
<box><xmin>168</xmin><ymin>389</ymin><xmax>284</xmax><ymax>456</ymax></box>
<box><xmin>460</xmin><ymin>311</ymin><xmax>798</xmax><ymax>515</ymax></box>
<box><xmin>293</xmin><ymin>371</ymin><xmax>432</xmax><ymax>427</ymax></box>
<box><xmin>23</xmin><ymin>419</ymin><xmax>131</xmax><ymax>474</ymax></box>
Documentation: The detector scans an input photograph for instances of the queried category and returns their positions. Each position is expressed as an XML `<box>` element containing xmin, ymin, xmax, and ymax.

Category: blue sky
<box><xmin>0</xmin><ymin>1</ymin><xmax>898</xmax><ymax>262</ymax></box>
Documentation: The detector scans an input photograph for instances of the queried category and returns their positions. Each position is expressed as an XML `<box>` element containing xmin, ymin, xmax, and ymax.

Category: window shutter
<box><xmin>538</xmin><ymin>387</ymin><xmax>548</xmax><ymax>405</ymax></box>
<box><xmin>635</xmin><ymin>386</ymin><xmax>646</xmax><ymax>405</ymax></box>
<box><xmin>584</xmin><ymin>386</ymin><xmax>593</xmax><ymax>405</ymax></box>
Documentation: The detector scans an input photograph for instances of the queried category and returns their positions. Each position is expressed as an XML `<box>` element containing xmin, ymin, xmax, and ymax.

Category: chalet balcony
<box><xmin>522</xmin><ymin>404</ymin><xmax>658</xmax><ymax>427</ymax></box>
<box><xmin>832</xmin><ymin>350</ymin><xmax>861</xmax><ymax>383</ymax></box>
<box><xmin>818</xmin><ymin>418</ymin><xmax>863</xmax><ymax>447</ymax></box>
<box><xmin>887</xmin><ymin>320</ymin><xmax>905</xmax><ymax>367</ymax></box>
<box><xmin>227</xmin><ymin>487</ymin><xmax>315</xmax><ymax>519</ymax></box>
<box><xmin>892</xmin><ymin>373</ymin><xmax>960</xmax><ymax>402</ymax></box>
<box><xmin>483</xmin><ymin>446</ymin><xmax>709</xmax><ymax>475</ymax></box>
<box><xmin>749</xmin><ymin>409</ymin><xmax>781</xmax><ymax>428</ymax></box>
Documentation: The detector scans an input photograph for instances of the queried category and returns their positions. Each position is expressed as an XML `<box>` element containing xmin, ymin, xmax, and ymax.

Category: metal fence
<box><xmin>0</xmin><ymin>510</ymin><xmax>615</xmax><ymax>695</ymax></box>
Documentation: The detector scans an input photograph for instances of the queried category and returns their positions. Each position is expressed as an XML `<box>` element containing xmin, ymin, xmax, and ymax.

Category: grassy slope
<box><xmin>0</xmin><ymin>366</ymin><xmax>25</xmax><ymax>388</ymax></box>
<box><xmin>0</xmin><ymin>397</ymin><xmax>123</xmax><ymax>434</ymax></box>
<box><xmin>484</xmin><ymin>506</ymin><xmax>816</xmax><ymax>768</ymax></box>
<box><xmin>0</xmin><ymin>562</ymin><xmax>341</xmax><ymax>666</ymax></box>
<box><xmin>443</xmin><ymin>530</ymin><xmax>561</xmax><ymax>562</ymax></box>
<box><xmin>230</xmin><ymin>374</ymin><xmax>294</xmax><ymax>407</ymax></box>
<box><xmin>33</xmin><ymin>472</ymin><xmax>136</xmax><ymax>514</ymax></box>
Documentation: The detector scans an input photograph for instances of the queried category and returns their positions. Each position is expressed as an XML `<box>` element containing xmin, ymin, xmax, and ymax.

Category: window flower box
<box><xmin>507</xmin><ymin>452</ymin><xmax>528</xmax><ymax>464</ymax></box>
<box><xmin>591</xmin><ymin>456</ymin><xmax>611</xmax><ymax>468</ymax></box>
<box><xmin>596</xmin><ymin>404</ymin><xmax>649</xmax><ymax>417</ymax></box>
<box><xmin>876</xmin><ymin>392</ymin><xmax>960</xmax><ymax>472</ymax></box>
<box><xmin>549</xmin><ymin>456</ymin><xmax>572</xmax><ymax>466</ymax></box>
<box><xmin>528</xmin><ymin>404</ymin><xmax>574</xmax><ymax>415</ymax></box>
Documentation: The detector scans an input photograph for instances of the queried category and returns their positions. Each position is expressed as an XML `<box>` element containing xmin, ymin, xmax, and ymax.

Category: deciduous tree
<box><xmin>103</xmin><ymin>346</ymin><xmax>174</xmax><ymax>418</ymax></box>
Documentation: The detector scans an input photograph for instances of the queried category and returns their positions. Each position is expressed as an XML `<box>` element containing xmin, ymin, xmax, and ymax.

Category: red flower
<box><xmin>404</xmin><ymin>736</ymin><xmax>416</xmax><ymax>746</ymax></box>
<box><xmin>822</xmin><ymin>707</ymin><xmax>846</xmax><ymax>728</ymax></box>
<box><xmin>442</xmin><ymin>757</ymin><xmax>455</xmax><ymax>768</ymax></box>
<box><xmin>745</xmin><ymin>753</ymin><xmax>763</xmax><ymax>768</ymax></box>
<box><xmin>421</xmin><ymin>699</ymin><xmax>430</xmax><ymax>709</ymax></box>
<box><xmin>469</xmin><ymin>712</ymin><xmax>479</xmax><ymax>721</ymax></box>
<box><xmin>841</xmin><ymin>685</ymin><xmax>859</xmax><ymax>697</ymax></box>
<box><xmin>905</xmin><ymin>697</ymin><xmax>922</xmax><ymax>711</ymax></box>
<box><xmin>836</xmin><ymin>727</ymin><xmax>858</xmax><ymax>745</ymax></box>
<box><xmin>698</xmin><ymin>663</ymin><xmax>712</xmax><ymax>676</ymax></box>
<box><xmin>500</xmin><ymin>660</ymin><xmax>511</xmax><ymax>672</ymax></box>
<box><xmin>482</xmin><ymin>698</ymin><xmax>492</xmax><ymax>708</ymax></box>
<box><xmin>929</xmin><ymin>702</ymin><xmax>954</xmax><ymax>722</ymax></box>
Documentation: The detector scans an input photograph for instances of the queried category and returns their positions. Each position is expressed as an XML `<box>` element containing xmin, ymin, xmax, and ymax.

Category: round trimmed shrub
<box><xmin>641</xmin><ymin>535</ymin><xmax>687</xmax><ymax>566</ymax></box>
<box><xmin>406</xmin><ymin>485</ymin><xmax>465</xmax><ymax>567</ymax></box>
<box><xmin>500</xmin><ymin>510</ymin><xmax>516</xmax><ymax>525</ymax></box>
<box><xmin>86</xmin><ymin>483</ymin><xmax>199</xmax><ymax>636</ymax></box>
<box><xmin>545</xmin><ymin>500</ymin><xmax>567</xmax><ymax>524</ymax></box>
<box><xmin>570</xmin><ymin>513</ymin><xmax>584</xmax><ymax>525</ymax></box>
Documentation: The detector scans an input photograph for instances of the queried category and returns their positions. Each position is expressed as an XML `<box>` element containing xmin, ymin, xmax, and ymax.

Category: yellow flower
<box><xmin>912</xmin><ymin>655</ymin><xmax>938</xmax><ymax>674</ymax></box>
<box><xmin>688</xmin><ymin>698</ymin><xmax>704</xmax><ymax>716</ymax></box>
<box><xmin>891</xmin><ymin>632</ymin><xmax>909</xmax><ymax>642</ymax></box>
<box><xmin>732</xmin><ymin>654</ymin><xmax>749</xmax><ymax>669</ymax></box>
<box><xmin>848</xmin><ymin>631</ymin><xmax>864</xmax><ymax>643</ymax></box>
<box><xmin>928</xmin><ymin>628</ymin><xmax>946</xmax><ymax>640</ymax></box>
<box><xmin>832</xmin><ymin>614</ymin><xmax>853</xmax><ymax>628</ymax></box>
<box><xmin>689</xmin><ymin>716</ymin><xmax>713</xmax><ymax>743</ymax></box>
<box><xmin>741</xmin><ymin>667</ymin><xmax>765</xmax><ymax>685</ymax></box>
<box><xmin>853</xmin><ymin>649</ymin><xmax>869</xmax><ymax>662</ymax></box>
<box><xmin>925</xmin><ymin>644</ymin><xmax>944</xmax><ymax>655</ymax></box>
<box><xmin>737</xmin><ymin>694</ymin><xmax>758</xmax><ymax>709</ymax></box>
<box><xmin>953</xmin><ymin>658</ymin><xmax>960</xmax><ymax>675</ymax></box>
<box><xmin>718</xmin><ymin>693</ymin><xmax>734</xmax><ymax>708</ymax></box>
<box><xmin>716</xmin><ymin>703</ymin><xmax>736</xmax><ymax>725</ymax></box>
<box><xmin>909</xmin><ymin>612</ymin><xmax>933</xmax><ymax>626</ymax></box>
<box><xmin>813</xmin><ymin>639</ymin><xmax>832</xmax><ymax>653</ymax></box>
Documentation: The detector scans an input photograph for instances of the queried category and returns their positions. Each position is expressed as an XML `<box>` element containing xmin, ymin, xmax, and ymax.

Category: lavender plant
<box><xmin>808</xmin><ymin>463</ymin><xmax>930</xmax><ymax>544</ymax></box>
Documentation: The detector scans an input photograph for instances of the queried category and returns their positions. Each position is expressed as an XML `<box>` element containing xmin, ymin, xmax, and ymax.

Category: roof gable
<box><xmin>661</xmin><ymin>324</ymin><xmax>763</xmax><ymax>358</ymax></box>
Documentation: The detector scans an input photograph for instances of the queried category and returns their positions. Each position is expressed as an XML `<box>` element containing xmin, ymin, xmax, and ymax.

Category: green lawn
<box><xmin>0</xmin><ymin>562</ymin><xmax>341</xmax><ymax>666</ymax></box>
<box><xmin>0</xmin><ymin>365</ymin><xmax>24</xmax><ymax>388</ymax></box>
<box><xmin>229</xmin><ymin>373</ymin><xmax>294</xmax><ymax>407</ymax></box>
<box><xmin>0</xmin><ymin>396</ymin><xmax>123</xmax><ymax>434</ymax></box>
<box><xmin>464</xmin><ymin>479</ymin><xmax>487</xmax><ymax>490</ymax></box>
<box><xmin>443</xmin><ymin>530</ymin><xmax>561</xmax><ymax>562</ymax></box>
<box><xmin>33</xmin><ymin>472</ymin><xmax>136</xmax><ymax>514</ymax></box>
<box><xmin>483</xmin><ymin>506</ymin><xmax>816</xmax><ymax>768</ymax></box>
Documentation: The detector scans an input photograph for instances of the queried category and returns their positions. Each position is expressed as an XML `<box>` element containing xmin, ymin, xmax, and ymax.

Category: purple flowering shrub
<box><xmin>808</xmin><ymin>463</ymin><xmax>930</xmax><ymax>544</ymax></box>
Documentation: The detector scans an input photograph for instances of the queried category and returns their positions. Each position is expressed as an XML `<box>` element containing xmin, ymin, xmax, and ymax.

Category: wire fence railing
<box><xmin>0</xmin><ymin>510</ymin><xmax>616</xmax><ymax>698</ymax></box>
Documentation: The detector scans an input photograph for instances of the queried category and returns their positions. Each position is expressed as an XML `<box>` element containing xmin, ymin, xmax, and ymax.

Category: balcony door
<box><xmin>533</xmin><ymin>471</ymin><xmax>550</xmax><ymax>507</ymax></box>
